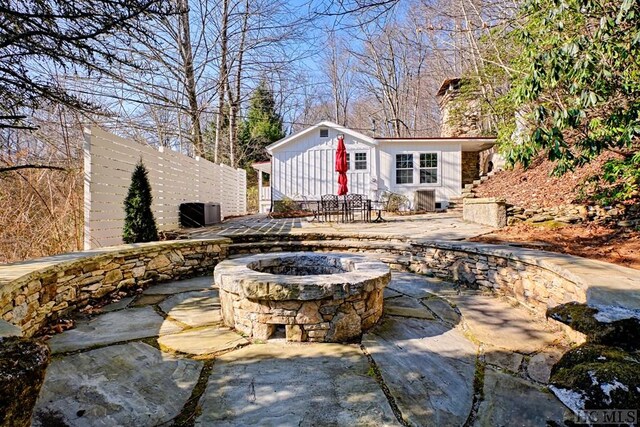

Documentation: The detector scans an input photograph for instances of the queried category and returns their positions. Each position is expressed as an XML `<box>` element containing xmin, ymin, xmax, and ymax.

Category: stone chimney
<box><xmin>436</xmin><ymin>78</ymin><xmax>483</xmax><ymax>138</ymax></box>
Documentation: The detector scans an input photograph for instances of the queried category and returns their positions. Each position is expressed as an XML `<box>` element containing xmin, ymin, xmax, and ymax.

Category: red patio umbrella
<box><xmin>335</xmin><ymin>135</ymin><xmax>348</xmax><ymax>196</ymax></box>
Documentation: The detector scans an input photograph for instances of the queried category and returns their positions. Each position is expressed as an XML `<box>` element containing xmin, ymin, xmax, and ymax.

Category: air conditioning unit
<box><xmin>179</xmin><ymin>202</ymin><xmax>221</xmax><ymax>227</ymax></box>
<box><xmin>414</xmin><ymin>190</ymin><xmax>436</xmax><ymax>212</ymax></box>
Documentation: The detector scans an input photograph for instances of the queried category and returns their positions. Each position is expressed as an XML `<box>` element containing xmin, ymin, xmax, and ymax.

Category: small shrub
<box><xmin>278</xmin><ymin>196</ymin><xmax>299</xmax><ymax>213</ymax></box>
<box><xmin>123</xmin><ymin>160</ymin><xmax>158</xmax><ymax>243</ymax></box>
<box><xmin>382</xmin><ymin>192</ymin><xmax>409</xmax><ymax>212</ymax></box>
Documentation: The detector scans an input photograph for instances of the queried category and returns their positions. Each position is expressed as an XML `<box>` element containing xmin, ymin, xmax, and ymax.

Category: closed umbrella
<box><xmin>335</xmin><ymin>135</ymin><xmax>348</xmax><ymax>196</ymax></box>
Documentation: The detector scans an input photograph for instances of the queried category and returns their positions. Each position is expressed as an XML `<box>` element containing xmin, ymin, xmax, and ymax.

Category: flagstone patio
<box><xmin>34</xmin><ymin>272</ymin><xmax>573</xmax><ymax>426</ymax></box>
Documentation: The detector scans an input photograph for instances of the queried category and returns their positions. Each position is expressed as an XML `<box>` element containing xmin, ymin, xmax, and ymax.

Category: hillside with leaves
<box><xmin>457</xmin><ymin>0</ymin><xmax>640</xmax><ymax>205</ymax></box>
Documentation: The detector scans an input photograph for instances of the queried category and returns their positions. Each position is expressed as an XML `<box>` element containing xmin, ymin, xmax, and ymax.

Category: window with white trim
<box><xmin>419</xmin><ymin>153</ymin><xmax>438</xmax><ymax>183</ymax></box>
<box><xmin>346</xmin><ymin>153</ymin><xmax>350</xmax><ymax>170</ymax></box>
<box><xmin>354</xmin><ymin>152</ymin><xmax>367</xmax><ymax>170</ymax></box>
<box><xmin>395</xmin><ymin>154</ymin><xmax>413</xmax><ymax>184</ymax></box>
<box><xmin>319</xmin><ymin>128</ymin><xmax>329</xmax><ymax>137</ymax></box>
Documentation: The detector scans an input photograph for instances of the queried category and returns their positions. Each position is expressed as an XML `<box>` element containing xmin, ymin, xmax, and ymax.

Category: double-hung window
<box><xmin>354</xmin><ymin>152</ymin><xmax>367</xmax><ymax>170</ymax></box>
<box><xmin>419</xmin><ymin>153</ymin><xmax>438</xmax><ymax>183</ymax></box>
<box><xmin>345</xmin><ymin>153</ymin><xmax>351</xmax><ymax>170</ymax></box>
<box><xmin>395</xmin><ymin>154</ymin><xmax>414</xmax><ymax>184</ymax></box>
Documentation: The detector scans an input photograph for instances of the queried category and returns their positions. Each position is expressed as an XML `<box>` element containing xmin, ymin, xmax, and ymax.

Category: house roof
<box><xmin>266</xmin><ymin>121</ymin><xmax>376</xmax><ymax>153</ymax></box>
<box><xmin>375</xmin><ymin>136</ymin><xmax>496</xmax><ymax>152</ymax></box>
<box><xmin>252</xmin><ymin>161</ymin><xmax>271</xmax><ymax>174</ymax></box>
<box><xmin>265</xmin><ymin>120</ymin><xmax>496</xmax><ymax>154</ymax></box>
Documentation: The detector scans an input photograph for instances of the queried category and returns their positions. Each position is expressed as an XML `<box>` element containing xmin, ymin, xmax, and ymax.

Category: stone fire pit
<box><xmin>214</xmin><ymin>252</ymin><xmax>390</xmax><ymax>342</ymax></box>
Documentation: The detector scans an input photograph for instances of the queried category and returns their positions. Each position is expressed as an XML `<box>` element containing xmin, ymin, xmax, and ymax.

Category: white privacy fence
<box><xmin>84</xmin><ymin>126</ymin><xmax>246</xmax><ymax>249</ymax></box>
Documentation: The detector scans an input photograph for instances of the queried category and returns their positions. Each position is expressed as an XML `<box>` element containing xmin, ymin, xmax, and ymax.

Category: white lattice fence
<box><xmin>84</xmin><ymin>126</ymin><xmax>247</xmax><ymax>249</ymax></box>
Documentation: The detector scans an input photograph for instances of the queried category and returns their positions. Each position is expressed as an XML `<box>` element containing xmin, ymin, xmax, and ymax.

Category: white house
<box><xmin>253</xmin><ymin>120</ymin><xmax>496</xmax><ymax>213</ymax></box>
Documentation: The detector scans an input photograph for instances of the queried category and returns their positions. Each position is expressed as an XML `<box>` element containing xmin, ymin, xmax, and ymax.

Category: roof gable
<box><xmin>266</xmin><ymin>121</ymin><xmax>376</xmax><ymax>153</ymax></box>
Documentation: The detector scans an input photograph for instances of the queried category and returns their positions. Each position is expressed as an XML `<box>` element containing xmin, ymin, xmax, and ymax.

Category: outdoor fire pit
<box><xmin>214</xmin><ymin>252</ymin><xmax>390</xmax><ymax>342</ymax></box>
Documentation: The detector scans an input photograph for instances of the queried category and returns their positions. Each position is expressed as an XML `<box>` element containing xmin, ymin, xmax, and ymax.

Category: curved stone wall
<box><xmin>224</xmin><ymin>233</ymin><xmax>639</xmax><ymax>322</ymax></box>
<box><xmin>0</xmin><ymin>239</ymin><xmax>230</xmax><ymax>337</ymax></box>
<box><xmin>1</xmin><ymin>232</ymin><xmax>638</xmax><ymax>338</ymax></box>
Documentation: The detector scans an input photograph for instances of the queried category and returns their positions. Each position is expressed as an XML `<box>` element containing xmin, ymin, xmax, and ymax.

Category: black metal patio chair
<box><xmin>320</xmin><ymin>194</ymin><xmax>341</xmax><ymax>222</ymax></box>
<box><xmin>345</xmin><ymin>194</ymin><xmax>366</xmax><ymax>222</ymax></box>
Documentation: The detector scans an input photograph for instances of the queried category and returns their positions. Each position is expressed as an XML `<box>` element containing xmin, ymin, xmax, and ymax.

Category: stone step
<box><xmin>462</xmin><ymin>193</ymin><xmax>476</xmax><ymax>199</ymax></box>
<box><xmin>464</xmin><ymin>183</ymin><xmax>474</xmax><ymax>190</ymax></box>
<box><xmin>473</xmin><ymin>179</ymin><xmax>482</xmax><ymax>186</ymax></box>
<box><xmin>480</xmin><ymin>176</ymin><xmax>489</xmax><ymax>182</ymax></box>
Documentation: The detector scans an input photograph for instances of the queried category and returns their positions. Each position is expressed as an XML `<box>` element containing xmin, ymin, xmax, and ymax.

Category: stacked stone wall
<box><xmin>226</xmin><ymin>238</ymin><xmax>585</xmax><ymax>318</ymax></box>
<box><xmin>0</xmin><ymin>239</ymin><xmax>230</xmax><ymax>337</ymax></box>
<box><xmin>461</xmin><ymin>151</ymin><xmax>481</xmax><ymax>185</ymax></box>
<box><xmin>220</xmin><ymin>288</ymin><xmax>384</xmax><ymax>343</ymax></box>
<box><xmin>2</xmin><ymin>232</ymin><xmax>633</xmax><ymax>339</ymax></box>
<box><xmin>507</xmin><ymin>203</ymin><xmax>640</xmax><ymax>227</ymax></box>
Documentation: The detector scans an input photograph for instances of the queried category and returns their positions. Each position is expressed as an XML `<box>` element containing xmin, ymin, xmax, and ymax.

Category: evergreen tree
<box><xmin>237</xmin><ymin>81</ymin><xmax>286</xmax><ymax>166</ymax></box>
<box><xmin>123</xmin><ymin>160</ymin><xmax>158</xmax><ymax>243</ymax></box>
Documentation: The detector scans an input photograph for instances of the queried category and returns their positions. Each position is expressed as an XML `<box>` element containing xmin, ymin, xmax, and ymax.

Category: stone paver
<box><xmin>100</xmin><ymin>296</ymin><xmax>134</xmax><ymax>312</ymax></box>
<box><xmin>0</xmin><ymin>319</ymin><xmax>21</xmax><ymax>337</ymax></box>
<box><xmin>195</xmin><ymin>342</ymin><xmax>399</xmax><ymax>426</ymax></box>
<box><xmin>526</xmin><ymin>348</ymin><xmax>565</xmax><ymax>383</ymax></box>
<box><xmin>474</xmin><ymin>368</ymin><xmax>568</xmax><ymax>427</ymax></box>
<box><xmin>159</xmin><ymin>290</ymin><xmax>221</xmax><ymax>327</ymax></box>
<box><xmin>184</xmin><ymin>212</ymin><xmax>493</xmax><ymax>241</ymax></box>
<box><xmin>451</xmin><ymin>293</ymin><xmax>563</xmax><ymax>353</ymax></box>
<box><xmin>34</xmin><ymin>272</ymin><xmax>573</xmax><ymax>426</ymax></box>
<box><xmin>33</xmin><ymin>342</ymin><xmax>202</xmax><ymax>427</ymax></box>
<box><xmin>362</xmin><ymin>316</ymin><xmax>477</xmax><ymax>426</ymax></box>
<box><xmin>384</xmin><ymin>296</ymin><xmax>436</xmax><ymax>319</ymax></box>
<box><xmin>158</xmin><ymin>326</ymin><xmax>247</xmax><ymax>355</ymax></box>
<box><xmin>484</xmin><ymin>347</ymin><xmax>524</xmax><ymax>373</ymax></box>
<box><xmin>47</xmin><ymin>307</ymin><xmax>182</xmax><ymax>354</ymax></box>
<box><xmin>143</xmin><ymin>276</ymin><xmax>214</xmax><ymax>295</ymax></box>
<box><xmin>387</xmin><ymin>272</ymin><xmax>455</xmax><ymax>299</ymax></box>
<box><xmin>384</xmin><ymin>287</ymin><xmax>403</xmax><ymax>299</ymax></box>
<box><xmin>131</xmin><ymin>294</ymin><xmax>166</xmax><ymax>307</ymax></box>
<box><xmin>421</xmin><ymin>296</ymin><xmax>461</xmax><ymax>324</ymax></box>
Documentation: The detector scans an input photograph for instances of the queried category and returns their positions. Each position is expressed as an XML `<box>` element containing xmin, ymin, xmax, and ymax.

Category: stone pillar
<box><xmin>463</xmin><ymin>197</ymin><xmax>507</xmax><ymax>228</ymax></box>
<box><xmin>0</xmin><ymin>337</ymin><xmax>50</xmax><ymax>427</ymax></box>
<box><xmin>461</xmin><ymin>151</ymin><xmax>480</xmax><ymax>185</ymax></box>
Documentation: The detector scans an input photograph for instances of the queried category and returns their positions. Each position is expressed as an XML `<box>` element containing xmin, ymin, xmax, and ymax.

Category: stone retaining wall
<box><xmin>0</xmin><ymin>239</ymin><xmax>230</xmax><ymax>337</ymax></box>
<box><xmin>227</xmin><ymin>239</ymin><xmax>582</xmax><ymax>317</ymax></box>
<box><xmin>506</xmin><ymin>203</ymin><xmax>640</xmax><ymax>227</ymax></box>
<box><xmin>2</xmin><ymin>232</ymin><xmax>637</xmax><ymax>338</ymax></box>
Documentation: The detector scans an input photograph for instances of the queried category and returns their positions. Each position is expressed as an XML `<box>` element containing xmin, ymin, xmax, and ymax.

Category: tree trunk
<box><xmin>214</xmin><ymin>0</ymin><xmax>230</xmax><ymax>164</ymax></box>
<box><xmin>226</xmin><ymin>0</ymin><xmax>249</xmax><ymax>168</ymax></box>
<box><xmin>177</xmin><ymin>0</ymin><xmax>203</xmax><ymax>157</ymax></box>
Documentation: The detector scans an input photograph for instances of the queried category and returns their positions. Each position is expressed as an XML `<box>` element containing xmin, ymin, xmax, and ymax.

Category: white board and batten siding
<box><xmin>377</xmin><ymin>140</ymin><xmax>462</xmax><ymax>206</ymax></box>
<box><xmin>84</xmin><ymin>127</ymin><xmax>246</xmax><ymax>249</ymax></box>
<box><xmin>271</xmin><ymin>127</ymin><xmax>376</xmax><ymax>201</ymax></box>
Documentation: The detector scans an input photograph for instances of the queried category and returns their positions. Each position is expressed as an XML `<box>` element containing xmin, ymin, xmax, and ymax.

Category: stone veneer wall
<box><xmin>461</xmin><ymin>151</ymin><xmax>480</xmax><ymax>185</ymax></box>
<box><xmin>0</xmin><ymin>239</ymin><xmax>230</xmax><ymax>337</ymax></box>
<box><xmin>220</xmin><ymin>289</ymin><xmax>384</xmax><ymax>343</ymax></box>
<box><xmin>3</xmin><ymin>233</ymin><xmax>635</xmax><ymax>338</ymax></box>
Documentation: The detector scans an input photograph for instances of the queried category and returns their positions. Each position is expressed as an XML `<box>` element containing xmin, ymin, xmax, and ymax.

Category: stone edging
<box><xmin>1</xmin><ymin>233</ymin><xmax>638</xmax><ymax>338</ymax></box>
